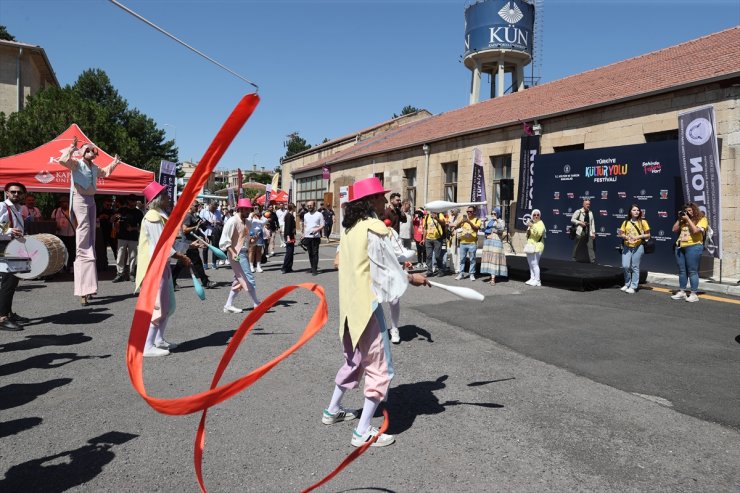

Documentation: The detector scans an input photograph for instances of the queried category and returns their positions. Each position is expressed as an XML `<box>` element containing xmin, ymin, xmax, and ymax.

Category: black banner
<box><xmin>678</xmin><ymin>106</ymin><xmax>722</xmax><ymax>258</ymax></box>
<box><xmin>158</xmin><ymin>160</ymin><xmax>177</xmax><ymax>206</ymax></box>
<box><xmin>514</xmin><ymin>135</ymin><xmax>540</xmax><ymax>230</ymax></box>
<box><xmin>532</xmin><ymin>141</ymin><xmax>682</xmax><ymax>274</ymax></box>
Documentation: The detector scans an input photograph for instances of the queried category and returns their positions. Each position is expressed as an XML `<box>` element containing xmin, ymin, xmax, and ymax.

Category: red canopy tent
<box><xmin>255</xmin><ymin>189</ymin><xmax>288</xmax><ymax>205</ymax></box>
<box><xmin>0</xmin><ymin>124</ymin><xmax>155</xmax><ymax>194</ymax></box>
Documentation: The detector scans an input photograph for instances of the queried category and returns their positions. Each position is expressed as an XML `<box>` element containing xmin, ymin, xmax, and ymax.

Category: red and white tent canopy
<box><xmin>0</xmin><ymin>124</ymin><xmax>155</xmax><ymax>194</ymax></box>
<box><xmin>255</xmin><ymin>189</ymin><xmax>288</xmax><ymax>205</ymax></box>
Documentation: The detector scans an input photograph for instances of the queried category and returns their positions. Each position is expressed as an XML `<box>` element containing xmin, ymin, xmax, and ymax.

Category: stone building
<box><xmin>0</xmin><ymin>39</ymin><xmax>58</xmax><ymax>115</ymax></box>
<box><xmin>288</xmin><ymin>28</ymin><xmax>740</xmax><ymax>277</ymax></box>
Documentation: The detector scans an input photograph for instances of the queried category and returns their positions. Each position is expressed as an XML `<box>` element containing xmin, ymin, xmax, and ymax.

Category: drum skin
<box><xmin>5</xmin><ymin>233</ymin><xmax>68</xmax><ymax>279</ymax></box>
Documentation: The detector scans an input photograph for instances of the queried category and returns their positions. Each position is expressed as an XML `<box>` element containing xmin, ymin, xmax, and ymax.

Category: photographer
<box><xmin>571</xmin><ymin>199</ymin><xmax>596</xmax><ymax>263</ymax></box>
<box><xmin>172</xmin><ymin>201</ymin><xmax>213</xmax><ymax>289</ymax></box>
<box><xmin>112</xmin><ymin>194</ymin><xmax>143</xmax><ymax>283</ymax></box>
<box><xmin>382</xmin><ymin>192</ymin><xmax>407</xmax><ymax>234</ymax></box>
<box><xmin>670</xmin><ymin>202</ymin><xmax>708</xmax><ymax>303</ymax></box>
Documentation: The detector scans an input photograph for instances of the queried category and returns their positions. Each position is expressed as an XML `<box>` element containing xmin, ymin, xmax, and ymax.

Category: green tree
<box><xmin>0</xmin><ymin>69</ymin><xmax>177</xmax><ymax>173</ymax></box>
<box><xmin>0</xmin><ymin>25</ymin><xmax>15</xmax><ymax>41</ymax></box>
<box><xmin>283</xmin><ymin>131</ymin><xmax>311</xmax><ymax>159</ymax></box>
<box><xmin>392</xmin><ymin>105</ymin><xmax>421</xmax><ymax>118</ymax></box>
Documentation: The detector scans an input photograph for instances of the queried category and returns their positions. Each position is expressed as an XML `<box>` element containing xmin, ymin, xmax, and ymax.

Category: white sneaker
<box><xmin>620</xmin><ymin>285</ymin><xmax>629</xmax><ymax>292</ymax></box>
<box><xmin>223</xmin><ymin>305</ymin><xmax>243</xmax><ymax>314</ymax></box>
<box><xmin>390</xmin><ymin>327</ymin><xmax>400</xmax><ymax>344</ymax></box>
<box><xmin>143</xmin><ymin>346</ymin><xmax>169</xmax><ymax>357</ymax></box>
<box><xmin>525</xmin><ymin>279</ymin><xmax>535</xmax><ymax>285</ymax></box>
<box><xmin>351</xmin><ymin>426</ymin><xmax>395</xmax><ymax>448</ymax></box>
<box><xmin>533</xmin><ymin>280</ymin><xmax>542</xmax><ymax>286</ymax></box>
<box><xmin>671</xmin><ymin>290</ymin><xmax>687</xmax><ymax>300</ymax></box>
<box><xmin>256</xmin><ymin>265</ymin><xmax>264</xmax><ymax>273</ymax></box>
<box><xmin>625</xmin><ymin>288</ymin><xmax>635</xmax><ymax>294</ymax></box>
<box><xmin>322</xmin><ymin>406</ymin><xmax>359</xmax><ymax>425</ymax></box>
<box><xmin>686</xmin><ymin>292</ymin><xmax>700</xmax><ymax>303</ymax></box>
<box><xmin>280</xmin><ymin>243</ymin><xmax>286</xmax><ymax>247</ymax></box>
<box><xmin>155</xmin><ymin>339</ymin><xmax>178</xmax><ymax>350</ymax></box>
<box><xmin>470</xmin><ymin>274</ymin><xmax>476</xmax><ymax>281</ymax></box>
<box><xmin>455</xmin><ymin>273</ymin><xmax>464</xmax><ymax>281</ymax></box>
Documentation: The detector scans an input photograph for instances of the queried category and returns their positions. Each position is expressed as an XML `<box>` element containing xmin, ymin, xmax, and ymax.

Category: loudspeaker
<box><xmin>500</xmin><ymin>178</ymin><xmax>514</xmax><ymax>202</ymax></box>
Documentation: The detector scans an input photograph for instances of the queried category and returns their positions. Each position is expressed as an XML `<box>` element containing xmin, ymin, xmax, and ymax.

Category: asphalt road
<box><xmin>1</xmin><ymin>244</ymin><xmax>739</xmax><ymax>492</ymax></box>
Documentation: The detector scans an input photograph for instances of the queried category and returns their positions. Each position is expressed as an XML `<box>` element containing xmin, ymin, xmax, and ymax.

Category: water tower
<box><xmin>464</xmin><ymin>0</ymin><xmax>538</xmax><ymax>104</ymax></box>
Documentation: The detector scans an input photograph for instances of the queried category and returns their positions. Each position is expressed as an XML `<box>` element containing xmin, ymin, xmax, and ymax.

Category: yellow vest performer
<box><xmin>323</xmin><ymin>177</ymin><xmax>430</xmax><ymax>448</ymax></box>
<box><xmin>135</xmin><ymin>182</ymin><xmax>191</xmax><ymax>357</ymax></box>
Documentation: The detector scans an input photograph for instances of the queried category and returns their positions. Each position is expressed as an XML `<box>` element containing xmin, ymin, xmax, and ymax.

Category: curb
<box><xmin>646</xmin><ymin>272</ymin><xmax>740</xmax><ymax>297</ymax></box>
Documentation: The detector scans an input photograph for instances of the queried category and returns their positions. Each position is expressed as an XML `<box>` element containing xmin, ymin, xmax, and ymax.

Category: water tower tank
<box><xmin>464</xmin><ymin>0</ymin><xmax>536</xmax><ymax>104</ymax></box>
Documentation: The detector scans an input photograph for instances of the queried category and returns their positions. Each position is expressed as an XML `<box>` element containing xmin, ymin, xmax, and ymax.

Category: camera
<box><xmin>679</xmin><ymin>210</ymin><xmax>686</xmax><ymax>217</ymax></box>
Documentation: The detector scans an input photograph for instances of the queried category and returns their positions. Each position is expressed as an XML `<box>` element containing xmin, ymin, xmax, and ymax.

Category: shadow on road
<box><xmin>468</xmin><ymin>377</ymin><xmax>516</xmax><ymax>387</ymax></box>
<box><xmin>0</xmin><ymin>333</ymin><xmax>92</xmax><ymax>353</ymax></box>
<box><xmin>0</xmin><ymin>431</ymin><xmax>138</xmax><ymax>493</ymax></box>
<box><xmin>174</xmin><ymin>330</ymin><xmax>234</xmax><ymax>353</ymax></box>
<box><xmin>22</xmin><ymin>308</ymin><xmax>112</xmax><ymax>327</ymax></box>
<box><xmin>0</xmin><ymin>417</ymin><xmax>43</xmax><ymax>439</ymax></box>
<box><xmin>384</xmin><ymin>375</ymin><xmax>504</xmax><ymax>435</ymax></box>
<box><xmin>0</xmin><ymin>353</ymin><xmax>111</xmax><ymax>377</ymax></box>
<box><xmin>398</xmin><ymin>324</ymin><xmax>433</xmax><ymax>343</ymax></box>
<box><xmin>89</xmin><ymin>292</ymin><xmax>138</xmax><ymax>305</ymax></box>
<box><xmin>0</xmin><ymin>378</ymin><xmax>72</xmax><ymax>410</ymax></box>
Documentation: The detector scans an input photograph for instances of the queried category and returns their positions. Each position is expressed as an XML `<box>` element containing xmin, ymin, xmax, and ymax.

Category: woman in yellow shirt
<box><xmin>525</xmin><ymin>209</ymin><xmax>545</xmax><ymax>286</ymax></box>
<box><xmin>618</xmin><ymin>205</ymin><xmax>650</xmax><ymax>294</ymax></box>
<box><xmin>670</xmin><ymin>202</ymin><xmax>708</xmax><ymax>303</ymax></box>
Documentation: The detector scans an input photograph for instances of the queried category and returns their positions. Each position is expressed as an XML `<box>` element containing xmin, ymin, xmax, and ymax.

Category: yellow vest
<box><xmin>135</xmin><ymin>208</ymin><xmax>176</xmax><ymax>318</ymax></box>
<box><xmin>338</xmin><ymin>217</ymin><xmax>390</xmax><ymax>349</ymax></box>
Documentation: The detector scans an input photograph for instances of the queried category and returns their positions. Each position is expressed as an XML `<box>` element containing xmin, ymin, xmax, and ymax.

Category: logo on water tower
<box><xmin>498</xmin><ymin>2</ymin><xmax>524</xmax><ymax>24</ymax></box>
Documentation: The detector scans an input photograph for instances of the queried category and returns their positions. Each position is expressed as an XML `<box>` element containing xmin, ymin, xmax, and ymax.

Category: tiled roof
<box><xmin>292</xmin><ymin>27</ymin><xmax>740</xmax><ymax>174</ymax></box>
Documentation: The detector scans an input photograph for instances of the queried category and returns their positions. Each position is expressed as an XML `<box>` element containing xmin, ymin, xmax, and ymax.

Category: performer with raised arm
<box><xmin>58</xmin><ymin>136</ymin><xmax>121</xmax><ymax>306</ymax></box>
<box><xmin>322</xmin><ymin>177</ymin><xmax>429</xmax><ymax>448</ymax></box>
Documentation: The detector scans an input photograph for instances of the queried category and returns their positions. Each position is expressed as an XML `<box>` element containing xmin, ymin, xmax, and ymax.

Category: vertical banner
<box><xmin>264</xmin><ymin>184</ymin><xmax>272</xmax><ymax>205</ymax></box>
<box><xmin>237</xmin><ymin>168</ymin><xmax>243</xmax><ymax>199</ymax></box>
<box><xmin>470</xmin><ymin>148</ymin><xmax>488</xmax><ymax>218</ymax></box>
<box><xmin>227</xmin><ymin>187</ymin><xmax>235</xmax><ymax>208</ymax></box>
<box><xmin>322</xmin><ymin>166</ymin><xmax>330</xmax><ymax>180</ymax></box>
<box><xmin>158</xmin><ymin>160</ymin><xmax>177</xmax><ymax>206</ymax></box>
<box><xmin>271</xmin><ymin>172</ymin><xmax>280</xmax><ymax>192</ymax></box>
<box><xmin>677</xmin><ymin>105</ymin><xmax>722</xmax><ymax>258</ymax></box>
<box><xmin>514</xmin><ymin>135</ymin><xmax>540</xmax><ymax>230</ymax></box>
<box><xmin>339</xmin><ymin>185</ymin><xmax>349</xmax><ymax>231</ymax></box>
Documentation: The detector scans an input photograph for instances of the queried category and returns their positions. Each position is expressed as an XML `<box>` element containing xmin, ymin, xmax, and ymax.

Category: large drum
<box><xmin>4</xmin><ymin>234</ymin><xmax>68</xmax><ymax>279</ymax></box>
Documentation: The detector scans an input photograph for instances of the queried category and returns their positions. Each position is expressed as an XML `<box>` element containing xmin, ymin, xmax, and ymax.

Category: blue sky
<box><xmin>1</xmin><ymin>1</ymin><xmax>738</xmax><ymax>171</ymax></box>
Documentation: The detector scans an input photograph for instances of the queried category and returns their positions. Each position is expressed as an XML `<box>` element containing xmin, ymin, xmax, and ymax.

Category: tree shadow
<box><xmin>0</xmin><ymin>431</ymin><xmax>138</xmax><ymax>493</ymax></box>
<box><xmin>0</xmin><ymin>417</ymin><xmax>43</xmax><ymax>439</ymax></box>
<box><xmin>398</xmin><ymin>324</ymin><xmax>433</xmax><ymax>343</ymax></box>
<box><xmin>22</xmin><ymin>309</ymin><xmax>112</xmax><ymax>327</ymax></box>
<box><xmin>0</xmin><ymin>378</ymin><xmax>73</xmax><ymax>410</ymax></box>
<box><xmin>0</xmin><ymin>333</ymin><xmax>92</xmax><ymax>353</ymax></box>
<box><xmin>384</xmin><ymin>375</ymin><xmax>503</xmax><ymax>435</ymax></box>
<box><xmin>0</xmin><ymin>353</ymin><xmax>111</xmax><ymax>377</ymax></box>
<box><xmin>174</xmin><ymin>330</ymin><xmax>234</xmax><ymax>353</ymax></box>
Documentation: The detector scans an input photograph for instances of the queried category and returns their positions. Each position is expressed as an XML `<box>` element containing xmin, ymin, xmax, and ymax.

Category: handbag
<box><xmin>523</xmin><ymin>242</ymin><xmax>535</xmax><ymax>254</ymax></box>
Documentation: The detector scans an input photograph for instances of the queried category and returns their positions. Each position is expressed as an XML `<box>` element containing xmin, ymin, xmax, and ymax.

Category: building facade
<box><xmin>0</xmin><ymin>40</ymin><xmax>58</xmax><ymax>115</ymax></box>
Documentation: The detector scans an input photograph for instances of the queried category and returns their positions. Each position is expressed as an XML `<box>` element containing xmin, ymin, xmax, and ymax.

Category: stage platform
<box><xmin>505</xmin><ymin>256</ymin><xmax>648</xmax><ymax>291</ymax></box>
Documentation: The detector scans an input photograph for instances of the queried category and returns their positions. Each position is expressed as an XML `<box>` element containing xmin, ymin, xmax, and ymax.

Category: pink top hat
<box><xmin>143</xmin><ymin>181</ymin><xmax>167</xmax><ymax>204</ymax></box>
<box><xmin>236</xmin><ymin>198</ymin><xmax>253</xmax><ymax>209</ymax></box>
<box><xmin>348</xmin><ymin>177</ymin><xmax>391</xmax><ymax>203</ymax></box>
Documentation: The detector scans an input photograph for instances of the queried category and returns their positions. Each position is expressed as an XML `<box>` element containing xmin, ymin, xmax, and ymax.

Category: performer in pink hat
<box><xmin>219</xmin><ymin>198</ymin><xmax>261</xmax><ymax>313</ymax></box>
<box><xmin>321</xmin><ymin>177</ymin><xmax>429</xmax><ymax>448</ymax></box>
<box><xmin>135</xmin><ymin>181</ymin><xmax>191</xmax><ymax>357</ymax></box>
<box><xmin>58</xmin><ymin>136</ymin><xmax>121</xmax><ymax>306</ymax></box>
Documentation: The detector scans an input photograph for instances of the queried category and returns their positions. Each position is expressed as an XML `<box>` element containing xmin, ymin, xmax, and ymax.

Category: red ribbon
<box><xmin>127</xmin><ymin>93</ymin><xmax>387</xmax><ymax>492</ymax></box>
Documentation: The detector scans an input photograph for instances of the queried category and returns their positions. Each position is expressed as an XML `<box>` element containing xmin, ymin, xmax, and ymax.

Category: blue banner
<box><xmin>470</xmin><ymin>148</ymin><xmax>488</xmax><ymax>218</ymax></box>
<box><xmin>531</xmin><ymin>141</ymin><xmax>682</xmax><ymax>274</ymax></box>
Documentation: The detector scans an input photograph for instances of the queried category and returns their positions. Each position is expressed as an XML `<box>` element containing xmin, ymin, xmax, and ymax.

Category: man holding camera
<box><xmin>382</xmin><ymin>192</ymin><xmax>407</xmax><ymax>234</ymax></box>
<box><xmin>571</xmin><ymin>199</ymin><xmax>596</xmax><ymax>263</ymax></box>
<box><xmin>112</xmin><ymin>194</ymin><xmax>143</xmax><ymax>283</ymax></box>
<box><xmin>172</xmin><ymin>201</ymin><xmax>214</xmax><ymax>289</ymax></box>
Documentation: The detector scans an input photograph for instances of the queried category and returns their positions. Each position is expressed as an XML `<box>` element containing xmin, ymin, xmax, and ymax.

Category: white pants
<box><xmin>526</xmin><ymin>252</ymin><xmax>542</xmax><ymax>281</ymax></box>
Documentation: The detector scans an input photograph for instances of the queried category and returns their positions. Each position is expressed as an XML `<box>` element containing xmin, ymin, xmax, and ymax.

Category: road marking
<box><xmin>646</xmin><ymin>286</ymin><xmax>740</xmax><ymax>305</ymax></box>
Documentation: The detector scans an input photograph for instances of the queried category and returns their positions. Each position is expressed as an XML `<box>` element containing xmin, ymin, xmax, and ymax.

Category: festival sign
<box><xmin>470</xmin><ymin>148</ymin><xmax>488</xmax><ymax>218</ymax></box>
<box><xmin>514</xmin><ymin>135</ymin><xmax>540</xmax><ymax>229</ymax></box>
<box><xmin>532</xmin><ymin>141</ymin><xmax>681</xmax><ymax>274</ymax></box>
<box><xmin>678</xmin><ymin>105</ymin><xmax>722</xmax><ymax>258</ymax></box>
<box><xmin>158</xmin><ymin>160</ymin><xmax>178</xmax><ymax>206</ymax></box>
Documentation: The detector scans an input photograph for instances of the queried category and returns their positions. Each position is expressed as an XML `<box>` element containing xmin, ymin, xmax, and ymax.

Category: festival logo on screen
<box><xmin>660</xmin><ymin>189</ymin><xmax>668</xmax><ymax>199</ymax></box>
<box><xmin>585</xmin><ymin>158</ymin><xmax>628</xmax><ymax>183</ymax></box>
<box><xmin>601</xmin><ymin>191</ymin><xmax>608</xmax><ymax>200</ymax></box>
<box><xmin>599</xmin><ymin>210</ymin><xmax>608</xmax><ymax>216</ymax></box>
<box><xmin>634</xmin><ymin>189</ymin><xmax>653</xmax><ymax>201</ymax></box>
<box><xmin>555</xmin><ymin>164</ymin><xmax>580</xmax><ymax>181</ymax></box>
<box><xmin>580</xmin><ymin>190</ymin><xmax>594</xmax><ymax>200</ymax></box>
<box><xmin>564</xmin><ymin>207</ymin><xmax>574</xmax><ymax>218</ymax></box>
<box><xmin>567</xmin><ymin>192</ymin><xmax>574</xmax><ymax>199</ymax></box>
<box><xmin>548</xmin><ymin>224</ymin><xmax>562</xmax><ymax>235</ymax></box>
<box><xmin>652</xmin><ymin>229</ymin><xmax>672</xmax><ymax>242</ymax></box>
<box><xmin>612</xmin><ymin>208</ymin><xmax>628</xmax><ymax>220</ymax></box>
<box><xmin>552</xmin><ymin>208</ymin><xmax>560</xmax><ymax>215</ymax></box>
<box><xmin>596</xmin><ymin>226</ymin><xmax>611</xmax><ymax>238</ymax></box>
<box><xmin>642</xmin><ymin>160</ymin><xmax>662</xmax><ymax>174</ymax></box>
<box><xmin>657</xmin><ymin>211</ymin><xmax>669</xmax><ymax>218</ymax></box>
<box><xmin>618</xmin><ymin>191</ymin><xmax>627</xmax><ymax>199</ymax></box>
<box><xmin>553</xmin><ymin>191</ymin><xmax>560</xmax><ymax>200</ymax></box>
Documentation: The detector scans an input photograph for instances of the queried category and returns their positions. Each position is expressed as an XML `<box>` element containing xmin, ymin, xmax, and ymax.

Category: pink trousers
<box><xmin>72</xmin><ymin>192</ymin><xmax>98</xmax><ymax>297</ymax></box>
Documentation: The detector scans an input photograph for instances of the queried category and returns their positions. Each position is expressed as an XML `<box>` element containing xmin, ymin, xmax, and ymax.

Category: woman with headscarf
<box><xmin>58</xmin><ymin>136</ymin><xmax>121</xmax><ymax>306</ymax></box>
<box><xmin>524</xmin><ymin>209</ymin><xmax>545</xmax><ymax>286</ymax></box>
<box><xmin>135</xmin><ymin>182</ymin><xmax>191</xmax><ymax>357</ymax></box>
<box><xmin>480</xmin><ymin>207</ymin><xmax>508</xmax><ymax>285</ymax></box>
